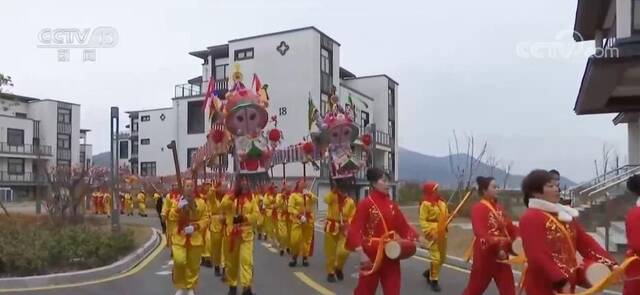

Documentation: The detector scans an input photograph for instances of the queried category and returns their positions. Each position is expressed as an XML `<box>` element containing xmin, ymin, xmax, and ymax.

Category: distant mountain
<box><xmin>92</xmin><ymin>151</ymin><xmax>111</xmax><ymax>168</ymax></box>
<box><xmin>398</xmin><ymin>147</ymin><xmax>576</xmax><ymax>189</ymax></box>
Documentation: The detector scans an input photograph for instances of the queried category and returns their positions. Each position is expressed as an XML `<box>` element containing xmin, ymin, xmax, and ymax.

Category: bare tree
<box><xmin>594</xmin><ymin>143</ymin><xmax>615</xmax><ymax>181</ymax></box>
<box><xmin>44</xmin><ymin>165</ymin><xmax>94</xmax><ymax>224</ymax></box>
<box><xmin>448</xmin><ymin>130</ymin><xmax>488</xmax><ymax>194</ymax></box>
<box><xmin>485</xmin><ymin>151</ymin><xmax>500</xmax><ymax>178</ymax></box>
<box><xmin>501</xmin><ymin>161</ymin><xmax>514</xmax><ymax>189</ymax></box>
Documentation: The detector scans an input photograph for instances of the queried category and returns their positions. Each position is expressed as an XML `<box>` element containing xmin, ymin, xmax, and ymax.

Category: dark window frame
<box><xmin>14</xmin><ymin>112</ymin><xmax>27</xmax><ymax>118</ymax></box>
<box><xmin>7</xmin><ymin>128</ymin><xmax>24</xmax><ymax>146</ymax></box>
<box><xmin>234</xmin><ymin>48</ymin><xmax>254</xmax><ymax>61</ymax></box>
<box><xmin>360</xmin><ymin>111</ymin><xmax>370</xmax><ymax>128</ymax></box>
<box><xmin>187</xmin><ymin>100</ymin><xmax>205</xmax><ymax>134</ymax></box>
<box><xmin>140</xmin><ymin>138</ymin><xmax>150</xmax><ymax>145</ymax></box>
<box><xmin>215</xmin><ymin>64</ymin><xmax>229</xmax><ymax>81</ymax></box>
<box><xmin>140</xmin><ymin>115</ymin><xmax>151</xmax><ymax>122</ymax></box>
<box><xmin>140</xmin><ymin>161</ymin><xmax>156</xmax><ymax>177</ymax></box>
<box><xmin>57</xmin><ymin>134</ymin><xmax>71</xmax><ymax>149</ymax></box>
<box><xmin>8</xmin><ymin>158</ymin><xmax>25</xmax><ymax>175</ymax></box>
<box><xmin>320</xmin><ymin>46</ymin><xmax>333</xmax><ymax>95</ymax></box>
<box><xmin>57</xmin><ymin>108</ymin><xmax>72</xmax><ymax>123</ymax></box>
<box><xmin>634</xmin><ymin>0</ymin><xmax>640</xmax><ymax>32</ymax></box>
<box><xmin>388</xmin><ymin>87</ymin><xmax>395</xmax><ymax>107</ymax></box>
<box><xmin>132</xmin><ymin>140</ymin><xmax>139</xmax><ymax>155</ymax></box>
<box><xmin>119</xmin><ymin>141</ymin><xmax>129</xmax><ymax>159</ymax></box>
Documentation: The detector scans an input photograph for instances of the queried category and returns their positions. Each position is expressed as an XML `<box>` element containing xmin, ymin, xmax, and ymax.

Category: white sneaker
<box><xmin>174</xmin><ymin>289</ymin><xmax>186</xmax><ymax>295</ymax></box>
<box><xmin>186</xmin><ymin>290</ymin><xmax>195</xmax><ymax>295</ymax></box>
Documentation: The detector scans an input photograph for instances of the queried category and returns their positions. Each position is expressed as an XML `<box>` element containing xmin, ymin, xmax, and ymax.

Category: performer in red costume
<box><xmin>624</xmin><ymin>175</ymin><xmax>640</xmax><ymax>295</ymax></box>
<box><xmin>519</xmin><ymin>169</ymin><xmax>617</xmax><ymax>295</ymax></box>
<box><xmin>462</xmin><ymin>176</ymin><xmax>518</xmax><ymax>295</ymax></box>
<box><xmin>346</xmin><ymin>167</ymin><xmax>418</xmax><ymax>295</ymax></box>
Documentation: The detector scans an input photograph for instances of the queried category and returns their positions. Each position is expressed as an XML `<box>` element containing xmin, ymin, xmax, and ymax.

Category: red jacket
<box><xmin>520</xmin><ymin>207</ymin><xmax>616</xmax><ymax>295</ymax></box>
<box><xmin>624</xmin><ymin>204</ymin><xmax>640</xmax><ymax>295</ymax></box>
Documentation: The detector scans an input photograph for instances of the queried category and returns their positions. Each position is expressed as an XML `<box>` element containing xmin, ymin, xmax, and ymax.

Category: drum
<box><xmin>510</xmin><ymin>237</ymin><xmax>524</xmax><ymax>257</ymax></box>
<box><xmin>384</xmin><ymin>239</ymin><xmax>416</xmax><ymax>260</ymax></box>
<box><xmin>578</xmin><ymin>260</ymin><xmax>611</xmax><ymax>286</ymax></box>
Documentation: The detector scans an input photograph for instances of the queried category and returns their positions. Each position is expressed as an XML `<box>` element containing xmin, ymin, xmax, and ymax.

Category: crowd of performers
<box><xmin>89</xmin><ymin>187</ymin><xmax>150</xmax><ymax>217</ymax></box>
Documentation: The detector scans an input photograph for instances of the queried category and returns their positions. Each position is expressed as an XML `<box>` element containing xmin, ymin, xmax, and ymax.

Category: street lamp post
<box><xmin>110</xmin><ymin>107</ymin><xmax>121</xmax><ymax>232</ymax></box>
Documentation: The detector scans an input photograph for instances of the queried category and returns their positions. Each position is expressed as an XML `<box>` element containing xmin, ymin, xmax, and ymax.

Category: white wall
<box><xmin>0</xmin><ymin>116</ymin><xmax>34</xmax><ymax>145</ymax></box>
<box><xmin>174</xmin><ymin>97</ymin><xmax>208</xmax><ymax>172</ymax></box>
<box><xmin>27</xmin><ymin>100</ymin><xmax>59</xmax><ymax>169</ymax></box>
<box><xmin>138</xmin><ymin>108</ymin><xmax>176</xmax><ymax>175</ymax></box>
<box><xmin>342</xmin><ymin>77</ymin><xmax>390</xmax><ymax>133</ymax></box>
<box><xmin>629</xmin><ymin>121</ymin><xmax>640</xmax><ymax>165</ymax></box>
<box><xmin>617</xmin><ymin>0</ymin><xmax>632</xmax><ymax>39</ymax></box>
<box><xmin>0</xmin><ymin>99</ymin><xmax>29</xmax><ymax>117</ymax></box>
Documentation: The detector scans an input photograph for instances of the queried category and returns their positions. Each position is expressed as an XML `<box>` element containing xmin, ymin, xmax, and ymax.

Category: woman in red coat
<box><xmin>519</xmin><ymin>169</ymin><xmax>617</xmax><ymax>295</ymax></box>
<box><xmin>346</xmin><ymin>167</ymin><xmax>418</xmax><ymax>295</ymax></box>
<box><xmin>462</xmin><ymin>176</ymin><xmax>519</xmax><ymax>295</ymax></box>
<box><xmin>624</xmin><ymin>175</ymin><xmax>640</xmax><ymax>295</ymax></box>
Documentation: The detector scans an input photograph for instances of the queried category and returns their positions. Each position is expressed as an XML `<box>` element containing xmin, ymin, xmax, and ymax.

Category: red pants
<box><xmin>462</xmin><ymin>253</ymin><xmax>515</xmax><ymax>295</ymax></box>
<box><xmin>354</xmin><ymin>258</ymin><xmax>401</xmax><ymax>295</ymax></box>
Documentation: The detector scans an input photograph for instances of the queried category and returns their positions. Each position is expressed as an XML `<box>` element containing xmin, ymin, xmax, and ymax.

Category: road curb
<box><xmin>0</xmin><ymin>227</ymin><xmax>161</xmax><ymax>290</ymax></box>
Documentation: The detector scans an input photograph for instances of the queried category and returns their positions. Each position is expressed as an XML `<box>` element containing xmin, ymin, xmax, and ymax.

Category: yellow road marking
<box><xmin>294</xmin><ymin>272</ymin><xmax>335</xmax><ymax>295</ymax></box>
<box><xmin>0</xmin><ymin>233</ymin><xmax>167</xmax><ymax>293</ymax></box>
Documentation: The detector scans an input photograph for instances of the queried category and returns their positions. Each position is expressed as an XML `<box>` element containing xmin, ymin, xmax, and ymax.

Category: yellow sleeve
<box><xmin>345</xmin><ymin>199</ymin><xmax>356</xmax><ymax>223</ymax></box>
<box><xmin>246</xmin><ymin>198</ymin><xmax>262</xmax><ymax>225</ymax></box>
<box><xmin>288</xmin><ymin>193</ymin><xmax>300</xmax><ymax>216</ymax></box>
<box><xmin>161</xmin><ymin>197</ymin><xmax>171</xmax><ymax>219</ymax></box>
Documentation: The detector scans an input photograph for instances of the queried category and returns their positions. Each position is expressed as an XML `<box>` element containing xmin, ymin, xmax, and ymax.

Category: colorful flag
<box><xmin>307</xmin><ymin>92</ymin><xmax>317</xmax><ymax>131</ymax></box>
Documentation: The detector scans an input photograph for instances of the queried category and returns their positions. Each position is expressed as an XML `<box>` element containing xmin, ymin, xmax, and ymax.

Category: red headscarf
<box><xmin>423</xmin><ymin>181</ymin><xmax>442</xmax><ymax>204</ymax></box>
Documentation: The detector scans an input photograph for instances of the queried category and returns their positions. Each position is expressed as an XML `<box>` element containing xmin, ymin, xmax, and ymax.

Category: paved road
<box><xmin>3</xmin><ymin>213</ymin><xmax>501</xmax><ymax>295</ymax></box>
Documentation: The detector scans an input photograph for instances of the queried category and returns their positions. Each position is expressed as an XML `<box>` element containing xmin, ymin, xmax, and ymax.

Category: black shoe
<box><xmin>423</xmin><ymin>270</ymin><xmax>431</xmax><ymax>283</ymax></box>
<box><xmin>286</xmin><ymin>248</ymin><xmax>290</xmax><ymax>255</ymax></box>
<box><xmin>221</xmin><ymin>268</ymin><xmax>226</xmax><ymax>282</ymax></box>
<box><xmin>430</xmin><ymin>280</ymin><xmax>441</xmax><ymax>292</ymax></box>
<box><xmin>335</xmin><ymin>269</ymin><xmax>344</xmax><ymax>281</ymax></box>
<box><xmin>279</xmin><ymin>250</ymin><xmax>284</xmax><ymax>256</ymax></box>
<box><xmin>288</xmin><ymin>257</ymin><xmax>298</xmax><ymax>267</ymax></box>
<box><xmin>327</xmin><ymin>274</ymin><xmax>336</xmax><ymax>283</ymax></box>
<box><xmin>214</xmin><ymin>266</ymin><xmax>221</xmax><ymax>277</ymax></box>
<box><xmin>241</xmin><ymin>287</ymin><xmax>255</xmax><ymax>295</ymax></box>
<box><xmin>228</xmin><ymin>286</ymin><xmax>237</xmax><ymax>295</ymax></box>
<box><xmin>302</xmin><ymin>257</ymin><xmax>309</xmax><ymax>267</ymax></box>
<box><xmin>201</xmin><ymin>258</ymin><xmax>213</xmax><ymax>268</ymax></box>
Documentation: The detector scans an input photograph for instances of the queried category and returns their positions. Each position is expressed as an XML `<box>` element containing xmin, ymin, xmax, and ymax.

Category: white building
<box><xmin>0</xmin><ymin>92</ymin><xmax>83</xmax><ymax>198</ymax></box>
<box><xmin>124</xmin><ymin>27</ymin><xmax>398</xmax><ymax>201</ymax></box>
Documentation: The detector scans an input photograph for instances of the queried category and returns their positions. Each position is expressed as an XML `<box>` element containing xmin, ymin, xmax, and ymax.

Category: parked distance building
<box><xmin>123</xmin><ymin>26</ymin><xmax>398</xmax><ymax>203</ymax></box>
<box><xmin>0</xmin><ymin>92</ymin><xmax>85</xmax><ymax>199</ymax></box>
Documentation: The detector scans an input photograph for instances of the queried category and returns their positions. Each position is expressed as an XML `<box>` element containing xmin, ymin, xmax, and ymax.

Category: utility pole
<box><xmin>110</xmin><ymin>107</ymin><xmax>121</xmax><ymax>232</ymax></box>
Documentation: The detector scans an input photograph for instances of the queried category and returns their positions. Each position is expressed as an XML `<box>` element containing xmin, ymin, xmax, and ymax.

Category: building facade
<box><xmin>0</xmin><ymin>93</ymin><xmax>83</xmax><ymax>198</ymax></box>
<box><xmin>124</xmin><ymin>27</ymin><xmax>398</xmax><ymax>201</ymax></box>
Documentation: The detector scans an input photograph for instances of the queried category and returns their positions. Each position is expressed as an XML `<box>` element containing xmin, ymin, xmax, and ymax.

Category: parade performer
<box><xmin>102</xmin><ymin>187</ymin><xmax>112</xmax><ymax>218</ymax></box>
<box><xmin>221</xmin><ymin>180</ymin><xmax>261</xmax><ymax>295</ymax></box>
<box><xmin>323</xmin><ymin>181</ymin><xmax>356</xmax><ymax>282</ymax></box>
<box><xmin>206</xmin><ymin>181</ymin><xmax>226</xmax><ymax>276</ymax></box>
<box><xmin>153</xmin><ymin>190</ymin><xmax>166</xmax><ymax>233</ymax></box>
<box><xmin>162</xmin><ymin>185</ymin><xmax>180</xmax><ymax>248</ymax></box>
<box><xmin>262</xmin><ymin>183</ymin><xmax>278</xmax><ymax>244</ymax></box>
<box><xmin>346</xmin><ymin>167</ymin><xmax>418</xmax><ymax>295</ymax></box>
<box><xmin>519</xmin><ymin>170</ymin><xmax>617</xmax><ymax>295</ymax></box>
<box><xmin>124</xmin><ymin>190</ymin><xmax>134</xmax><ymax>216</ymax></box>
<box><xmin>419</xmin><ymin>181</ymin><xmax>448</xmax><ymax>292</ymax></box>
<box><xmin>137</xmin><ymin>190</ymin><xmax>148</xmax><ymax>217</ymax></box>
<box><xmin>288</xmin><ymin>179</ymin><xmax>317</xmax><ymax>267</ymax></box>
<box><xmin>255</xmin><ymin>188</ymin><xmax>267</xmax><ymax>241</ymax></box>
<box><xmin>167</xmin><ymin>179</ymin><xmax>209</xmax><ymax>295</ymax></box>
<box><xmin>462</xmin><ymin>176</ymin><xmax>519</xmax><ymax>295</ymax></box>
<box><xmin>200</xmin><ymin>183</ymin><xmax>213</xmax><ymax>268</ymax></box>
<box><xmin>276</xmin><ymin>182</ymin><xmax>291</xmax><ymax>256</ymax></box>
<box><xmin>625</xmin><ymin>175</ymin><xmax>640</xmax><ymax>295</ymax></box>
<box><xmin>92</xmin><ymin>190</ymin><xmax>101</xmax><ymax>214</ymax></box>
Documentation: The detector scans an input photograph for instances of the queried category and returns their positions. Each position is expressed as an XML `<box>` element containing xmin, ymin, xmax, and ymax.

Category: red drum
<box><xmin>384</xmin><ymin>239</ymin><xmax>416</xmax><ymax>260</ymax></box>
<box><xmin>578</xmin><ymin>259</ymin><xmax>611</xmax><ymax>286</ymax></box>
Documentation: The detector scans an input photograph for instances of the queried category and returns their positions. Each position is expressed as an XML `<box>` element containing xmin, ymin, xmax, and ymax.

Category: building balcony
<box><xmin>57</xmin><ymin>149</ymin><xmax>71</xmax><ymax>160</ymax></box>
<box><xmin>356</xmin><ymin>125</ymin><xmax>394</xmax><ymax>148</ymax></box>
<box><xmin>0</xmin><ymin>171</ymin><xmax>46</xmax><ymax>185</ymax></box>
<box><xmin>0</xmin><ymin>143</ymin><xmax>53</xmax><ymax>157</ymax></box>
<box><xmin>57</xmin><ymin>122</ymin><xmax>72</xmax><ymax>134</ymax></box>
<box><xmin>174</xmin><ymin>80</ymin><xmax>229</xmax><ymax>99</ymax></box>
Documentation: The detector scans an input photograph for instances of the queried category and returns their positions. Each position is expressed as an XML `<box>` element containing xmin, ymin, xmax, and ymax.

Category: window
<box><xmin>187</xmin><ymin>148</ymin><xmax>197</xmax><ymax>168</ymax></box>
<box><xmin>57</xmin><ymin>134</ymin><xmax>70</xmax><ymax>149</ymax></box>
<box><xmin>132</xmin><ymin>140</ymin><xmax>139</xmax><ymax>155</ymax></box>
<box><xmin>15</xmin><ymin>112</ymin><xmax>27</xmax><ymax>118</ymax></box>
<box><xmin>141</xmin><ymin>115</ymin><xmax>150</xmax><ymax>122</ymax></box>
<box><xmin>140</xmin><ymin>162</ymin><xmax>156</xmax><ymax>177</ymax></box>
<box><xmin>57</xmin><ymin>108</ymin><xmax>71</xmax><ymax>123</ymax></box>
<box><xmin>388</xmin><ymin>87</ymin><xmax>395</xmax><ymax>106</ymax></box>
<box><xmin>321</xmin><ymin>47</ymin><xmax>333</xmax><ymax>94</ymax></box>
<box><xmin>8</xmin><ymin>158</ymin><xmax>24</xmax><ymax>175</ymax></box>
<box><xmin>215</xmin><ymin>64</ymin><xmax>229</xmax><ymax>80</ymax></box>
<box><xmin>388</xmin><ymin>121</ymin><xmax>395</xmax><ymax>139</ymax></box>
<box><xmin>7</xmin><ymin>128</ymin><xmax>24</xmax><ymax>146</ymax></box>
<box><xmin>119</xmin><ymin>141</ymin><xmax>129</xmax><ymax>159</ymax></box>
<box><xmin>57</xmin><ymin>160</ymin><xmax>70</xmax><ymax>168</ymax></box>
<box><xmin>80</xmin><ymin>151</ymin><xmax>86</xmax><ymax>164</ymax></box>
<box><xmin>131</xmin><ymin>122</ymin><xmax>139</xmax><ymax>132</ymax></box>
<box><xmin>234</xmin><ymin>48</ymin><xmax>254</xmax><ymax>61</ymax></box>
<box><xmin>187</xmin><ymin>100</ymin><xmax>205</xmax><ymax>134</ymax></box>
<box><xmin>141</xmin><ymin>138</ymin><xmax>150</xmax><ymax>145</ymax></box>
<box><xmin>360</xmin><ymin>111</ymin><xmax>370</xmax><ymax>128</ymax></box>
<box><xmin>320</xmin><ymin>99</ymin><xmax>328</xmax><ymax>116</ymax></box>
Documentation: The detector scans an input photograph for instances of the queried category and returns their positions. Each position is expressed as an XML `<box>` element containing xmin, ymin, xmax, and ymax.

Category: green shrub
<box><xmin>0</xmin><ymin>218</ymin><xmax>134</xmax><ymax>277</ymax></box>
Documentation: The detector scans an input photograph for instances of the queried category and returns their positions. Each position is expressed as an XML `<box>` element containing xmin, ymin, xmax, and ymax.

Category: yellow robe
<box><xmin>161</xmin><ymin>193</ymin><xmax>175</xmax><ymax>247</ymax></box>
<box><xmin>288</xmin><ymin>191</ymin><xmax>317</xmax><ymax>257</ymax></box>
<box><xmin>166</xmin><ymin>196</ymin><xmax>210</xmax><ymax>290</ymax></box>
<box><xmin>136</xmin><ymin>192</ymin><xmax>147</xmax><ymax>216</ymax></box>
<box><xmin>323</xmin><ymin>191</ymin><xmax>356</xmax><ymax>274</ymax></box>
<box><xmin>205</xmin><ymin>189</ymin><xmax>225</xmax><ymax>267</ymax></box>
<box><xmin>419</xmin><ymin>199</ymin><xmax>449</xmax><ymax>280</ymax></box>
<box><xmin>220</xmin><ymin>193</ymin><xmax>262</xmax><ymax>288</ymax></box>
<box><xmin>275</xmin><ymin>193</ymin><xmax>290</xmax><ymax>251</ymax></box>
<box><xmin>124</xmin><ymin>193</ymin><xmax>134</xmax><ymax>215</ymax></box>
<box><xmin>103</xmin><ymin>193</ymin><xmax>112</xmax><ymax>217</ymax></box>
<box><xmin>263</xmin><ymin>192</ymin><xmax>277</xmax><ymax>242</ymax></box>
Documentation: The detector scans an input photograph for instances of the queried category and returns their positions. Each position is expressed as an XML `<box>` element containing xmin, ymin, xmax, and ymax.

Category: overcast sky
<box><xmin>0</xmin><ymin>0</ymin><xmax>627</xmax><ymax>182</ymax></box>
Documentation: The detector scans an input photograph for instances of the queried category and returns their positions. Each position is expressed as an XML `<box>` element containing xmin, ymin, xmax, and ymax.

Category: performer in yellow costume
<box><xmin>124</xmin><ymin>190</ymin><xmax>134</xmax><ymax>216</ymax></box>
<box><xmin>288</xmin><ymin>179</ymin><xmax>317</xmax><ymax>267</ymax></box>
<box><xmin>136</xmin><ymin>190</ymin><xmax>148</xmax><ymax>217</ymax></box>
<box><xmin>205</xmin><ymin>181</ymin><xmax>225</xmax><ymax>276</ymax></box>
<box><xmin>254</xmin><ymin>189</ymin><xmax>267</xmax><ymax>241</ymax></box>
<box><xmin>275</xmin><ymin>183</ymin><xmax>291</xmax><ymax>256</ymax></box>
<box><xmin>418</xmin><ymin>181</ymin><xmax>448</xmax><ymax>292</ymax></box>
<box><xmin>102</xmin><ymin>187</ymin><xmax>112</xmax><ymax>218</ymax></box>
<box><xmin>221</xmin><ymin>180</ymin><xmax>261</xmax><ymax>295</ymax></box>
<box><xmin>167</xmin><ymin>180</ymin><xmax>209</xmax><ymax>295</ymax></box>
<box><xmin>323</xmin><ymin>182</ymin><xmax>356</xmax><ymax>282</ymax></box>
<box><xmin>262</xmin><ymin>183</ymin><xmax>278</xmax><ymax>245</ymax></box>
<box><xmin>162</xmin><ymin>185</ymin><xmax>180</xmax><ymax>249</ymax></box>
<box><xmin>199</xmin><ymin>183</ymin><xmax>213</xmax><ymax>268</ymax></box>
